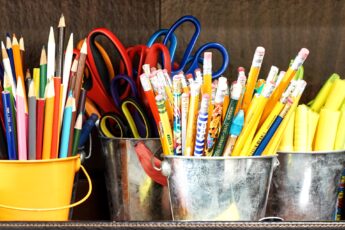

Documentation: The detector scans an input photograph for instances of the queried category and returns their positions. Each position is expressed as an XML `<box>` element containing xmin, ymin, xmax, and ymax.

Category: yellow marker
<box><xmin>184</xmin><ymin>82</ymin><xmax>200</xmax><ymax>156</ymax></box>
<box><xmin>324</xmin><ymin>78</ymin><xmax>345</xmax><ymax>111</ymax></box>
<box><xmin>241</xmin><ymin>47</ymin><xmax>265</xmax><ymax>114</ymax></box>
<box><xmin>155</xmin><ymin>94</ymin><xmax>174</xmax><ymax>155</ymax></box>
<box><xmin>294</xmin><ymin>104</ymin><xmax>308</xmax><ymax>151</ymax></box>
<box><xmin>310</xmin><ymin>73</ymin><xmax>340</xmax><ymax>112</ymax></box>
<box><xmin>278</xmin><ymin>110</ymin><xmax>295</xmax><ymax>152</ymax></box>
<box><xmin>314</xmin><ymin>109</ymin><xmax>340</xmax><ymax>151</ymax></box>
<box><xmin>307</xmin><ymin>109</ymin><xmax>319</xmax><ymax>151</ymax></box>
<box><xmin>261</xmin><ymin>48</ymin><xmax>309</xmax><ymax>124</ymax></box>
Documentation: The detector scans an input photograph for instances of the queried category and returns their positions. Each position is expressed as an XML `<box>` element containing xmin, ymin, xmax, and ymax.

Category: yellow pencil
<box><xmin>260</xmin><ymin>48</ymin><xmax>309</xmax><ymax>124</ymax></box>
<box><xmin>241</xmin><ymin>47</ymin><xmax>265</xmax><ymax>114</ymax></box>
<box><xmin>33</xmin><ymin>68</ymin><xmax>40</xmax><ymax>98</ymax></box>
<box><xmin>202</xmin><ymin>52</ymin><xmax>213</xmax><ymax>145</ymax></box>
<box><xmin>184</xmin><ymin>82</ymin><xmax>201</xmax><ymax>156</ymax></box>
<box><xmin>234</xmin><ymin>67</ymin><xmax>247</xmax><ymax>116</ymax></box>
<box><xmin>262</xmin><ymin>80</ymin><xmax>307</xmax><ymax>155</ymax></box>
<box><xmin>156</xmin><ymin>94</ymin><xmax>174</xmax><ymax>155</ymax></box>
<box><xmin>42</xmin><ymin>79</ymin><xmax>55</xmax><ymax>159</ymax></box>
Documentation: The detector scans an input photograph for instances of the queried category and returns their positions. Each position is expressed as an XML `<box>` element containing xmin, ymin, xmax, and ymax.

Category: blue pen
<box><xmin>78</xmin><ymin>113</ymin><xmax>98</xmax><ymax>148</ymax></box>
<box><xmin>223</xmin><ymin>109</ymin><xmax>244</xmax><ymax>156</ymax></box>
<box><xmin>253</xmin><ymin>99</ymin><xmax>293</xmax><ymax>156</ymax></box>
<box><xmin>2</xmin><ymin>91</ymin><xmax>17</xmax><ymax>160</ymax></box>
<box><xmin>59</xmin><ymin>94</ymin><xmax>74</xmax><ymax>158</ymax></box>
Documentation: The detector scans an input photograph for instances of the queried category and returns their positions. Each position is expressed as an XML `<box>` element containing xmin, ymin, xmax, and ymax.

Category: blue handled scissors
<box><xmin>154</xmin><ymin>15</ymin><xmax>230</xmax><ymax>78</ymax></box>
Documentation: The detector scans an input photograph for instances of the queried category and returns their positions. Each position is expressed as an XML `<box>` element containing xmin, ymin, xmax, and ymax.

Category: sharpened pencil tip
<box><xmin>58</xmin><ymin>14</ymin><xmax>66</xmax><ymax>27</ymax></box>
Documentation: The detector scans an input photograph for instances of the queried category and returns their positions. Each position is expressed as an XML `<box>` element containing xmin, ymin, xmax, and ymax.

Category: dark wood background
<box><xmin>1</xmin><ymin>0</ymin><xmax>344</xmax><ymax>220</ymax></box>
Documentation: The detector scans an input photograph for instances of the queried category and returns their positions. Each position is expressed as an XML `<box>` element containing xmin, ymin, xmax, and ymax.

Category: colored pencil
<box><xmin>47</xmin><ymin>26</ymin><xmax>56</xmax><ymax>81</ymax></box>
<box><xmin>67</xmin><ymin>95</ymin><xmax>77</xmax><ymax>157</ymax></box>
<box><xmin>50</xmin><ymin>77</ymin><xmax>62</xmax><ymax>158</ymax></box>
<box><xmin>28</xmin><ymin>81</ymin><xmax>36</xmax><ymax>160</ymax></box>
<box><xmin>36</xmin><ymin>98</ymin><xmax>45</xmax><ymax>160</ymax></box>
<box><xmin>1</xmin><ymin>41</ymin><xmax>16</xmax><ymax>98</ymax></box>
<box><xmin>6</xmin><ymin>33</ymin><xmax>16</xmax><ymax>85</ymax></box>
<box><xmin>74</xmin><ymin>39</ymin><xmax>87</xmax><ymax>111</ymax></box>
<box><xmin>42</xmin><ymin>80</ymin><xmax>55</xmax><ymax>159</ymax></box>
<box><xmin>19</xmin><ymin>36</ymin><xmax>25</xmax><ymax>71</ymax></box>
<box><xmin>56</xmin><ymin>14</ymin><xmax>65</xmax><ymax>78</ymax></box>
<box><xmin>2</xmin><ymin>91</ymin><xmax>17</xmax><ymax>159</ymax></box>
<box><xmin>72</xmin><ymin>112</ymin><xmax>82</xmax><ymax>156</ymax></box>
<box><xmin>61</xmin><ymin>33</ymin><xmax>74</xmax><ymax>121</ymax></box>
<box><xmin>59</xmin><ymin>94</ymin><xmax>74</xmax><ymax>158</ymax></box>
<box><xmin>39</xmin><ymin>46</ymin><xmax>47</xmax><ymax>98</ymax></box>
<box><xmin>16</xmin><ymin>78</ymin><xmax>27</xmax><ymax>160</ymax></box>
<box><xmin>33</xmin><ymin>68</ymin><xmax>40</xmax><ymax>98</ymax></box>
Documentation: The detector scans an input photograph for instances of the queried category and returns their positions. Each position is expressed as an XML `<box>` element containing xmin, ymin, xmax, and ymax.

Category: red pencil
<box><xmin>50</xmin><ymin>77</ymin><xmax>61</xmax><ymax>158</ymax></box>
<box><xmin>36</xmin><ymin>98</ymin><xmax>45</xmax><ymax>160</ymax></box>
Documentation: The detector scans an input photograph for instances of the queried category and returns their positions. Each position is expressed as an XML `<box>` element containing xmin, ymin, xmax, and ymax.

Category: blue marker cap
<box><xmin>229</xmin><ymin>110</ymin><xmax>244</xmax><ymax>136</ymax></box>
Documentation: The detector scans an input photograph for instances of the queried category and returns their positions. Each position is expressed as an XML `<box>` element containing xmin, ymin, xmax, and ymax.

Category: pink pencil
<box><xmin>16</xmin><ymin>78</ymin><xmax>27</xmax><ymax>160</ymax></box>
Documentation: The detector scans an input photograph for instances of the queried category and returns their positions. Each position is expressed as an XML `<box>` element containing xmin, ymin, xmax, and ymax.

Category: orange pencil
<box><xmin>260</xmin><ymin>48</ymin><xmax>309</xmax><ymax>123</ymax></box>
<box><xmin>12</xmin><ymin>35</ymin><xmax>27</xmax><ymax>111</ymax></box>
<box><xmin>50</xmin><ymin>77</ymin><xmax>62</xmax><ymax>158</ymax></box>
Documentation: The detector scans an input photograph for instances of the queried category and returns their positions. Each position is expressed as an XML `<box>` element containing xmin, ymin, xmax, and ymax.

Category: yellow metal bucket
<box><xmin>0</xmin><ymin>155</ymin><xmax>92</xmax><ymax>221</ymax></box>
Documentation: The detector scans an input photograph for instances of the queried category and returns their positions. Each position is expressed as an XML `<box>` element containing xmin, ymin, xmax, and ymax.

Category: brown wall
<box><xmin>1</xmin><ymin>0</ymin><xmax>345</xmax><ymax>102</ymax></box>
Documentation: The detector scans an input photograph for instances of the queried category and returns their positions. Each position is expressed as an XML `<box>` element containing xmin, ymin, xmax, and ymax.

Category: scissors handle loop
<box><xmin>87</xmin><ymin>28</ymin><xmax>133</xmax><ymax>99</ymax></box>
<box><xmin>163</xmin><ymin>15</ymin><xmax>201</xmax><ymax>73</ymax></box>
<box><xmin>99</xmin><ymin>113</ymin><xmax>128</xmax><ymax>138</ymax></box>
<box><xmin>110</xmin><ymin>74</ymin><xmax>139</xmax><ymax>108</ymax></box>
<box><xmin>147</xmin><ymin>29</ymin><xmax>177</xmax><ymax>59</ymax></box>
<box><xmin>186</xmin><ymin>42</ymin><xmax>230</xmax><ymax>79</ymax></box>
<box><xmin>144</xmin><ymin>43</ymin><xmax>172</xmax><ymax>74</ymax></box>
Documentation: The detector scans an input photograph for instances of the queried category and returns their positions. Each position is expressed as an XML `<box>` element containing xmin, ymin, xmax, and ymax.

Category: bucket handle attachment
<box><xmin>134</xmin><ymin>141</ymin><xmax>168</xmax><ymax>186</ymax></box>
<box><xmin>0</xmin><ymin>165</ymin><xmax>92</xmax><ymax>211</ymax></box>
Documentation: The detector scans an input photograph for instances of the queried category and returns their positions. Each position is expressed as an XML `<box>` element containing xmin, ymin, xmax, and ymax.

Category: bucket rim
<box><xmin>0</xmin><ymin>154</ymin><xmax>80</xmax><ymax>164</ymax></box>
<box><xmin>163</xmin><ymin>155</ymin><xmax>278</xmax><ymax>160</ymax></box>
<box><xmin>98</xmin><ymin>135</ymin><xmax>160</xmax><ymax>141</ymax></box>
<box><xmin>277</xmin><ymin>149</ymin><xmax>345</xmax><ymax>155</ymax></box>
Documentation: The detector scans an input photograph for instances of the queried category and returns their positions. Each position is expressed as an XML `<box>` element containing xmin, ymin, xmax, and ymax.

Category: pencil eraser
<box><xmin>204</xmin><ymin>52</ymin><xmax>212</xmax><ymax>60</ymax></box>
<box><xmin>186</xmin><ymin>73</ymin><xmax>193</xmax><ymax>79</ymax></box>
<box><xmin>256</xmin><ymin>46</ymin><xmax>265</xmax><ymax>54</ymax></box>
<box><xmin>299</xmin><ymin>48</ymin><xmax>310</xmax><ymax>60</ymax></box>
<box><xmin>238</xmin><ymin>67</ymin><xmax>245</xmax><ymax>73</ymax></box>
<box><xmin>194</xmin><ymin>68</ymin><xmax>201</xmax><ymax>73</ymax></box>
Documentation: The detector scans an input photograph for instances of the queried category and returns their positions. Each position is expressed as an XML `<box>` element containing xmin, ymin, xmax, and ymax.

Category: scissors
<box><xmin>120</xmin><ymin>43</ymin><xmax>172</xmax><ymax>89</ymax></box>
<box><xmin>149</xmin><ymin>15</ymin><xmax>230</xmax><ymax>78</ymax></box>
<box><xmin>84</xmin><ymin>28</ymin><xmax>152</xmax><ymax>138</ymax></box>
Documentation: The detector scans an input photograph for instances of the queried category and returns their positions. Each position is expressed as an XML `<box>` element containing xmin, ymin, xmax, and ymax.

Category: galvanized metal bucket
<box><xmin>161</xmin><ymin>155</ymin><xmax>278</xmax><ymax>221</ymax></box>
<box><xmin>266</xmin><ymin>150</ymin><xmax>345</xmax><ymax>221</ymax></box>
<box><xmin>100</xmin><ymin>136</ymin><xmax>171</xmax><ymax>221</ymax></box>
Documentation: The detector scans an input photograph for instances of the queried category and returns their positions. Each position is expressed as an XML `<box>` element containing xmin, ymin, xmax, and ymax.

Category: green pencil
<box><xmin>72</xmin><ymin>112</ymin><xmax>82</xmax><ymax>156</ymax></box>
<box><xmin>213</xmin><ymin>82</ymin><xmax>242</xmax><ymax>156</ymax></box>
<box><xmin>39</xmin><ymin>46</ymin><xmax>47</xmax><ymax>98</ymax></box>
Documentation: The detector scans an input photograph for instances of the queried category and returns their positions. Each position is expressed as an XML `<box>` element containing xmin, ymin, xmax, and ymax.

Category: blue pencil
<box><xmin>6</xmin><ymin>33</ymin><xmax>16</xmax><ymax>85</ymax></box>
<box><xmin>253</xmin><ymin>116</ymin><xmax>283</xmax><ymax>156</ymax></box>
<box><xmin>59</xmin><ymin>94</ymin><xmax>74</xmax><ymax>158</ymax></box>
<box><xmin>253</xmin><ymin>98</ymin><xmax>293</xmax><ymax>156</ymax></box>
<box><xmin>2</xmin><ymin>91</ymin><xmax>17</xmax><ymax>160</ymax></box>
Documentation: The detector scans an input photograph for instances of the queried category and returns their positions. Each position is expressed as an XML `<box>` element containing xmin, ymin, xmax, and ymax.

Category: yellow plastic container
<box><xmin>0</xmin><ymin>155</ymin><xmax>92</xmax><ymax>221</ymax></box>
